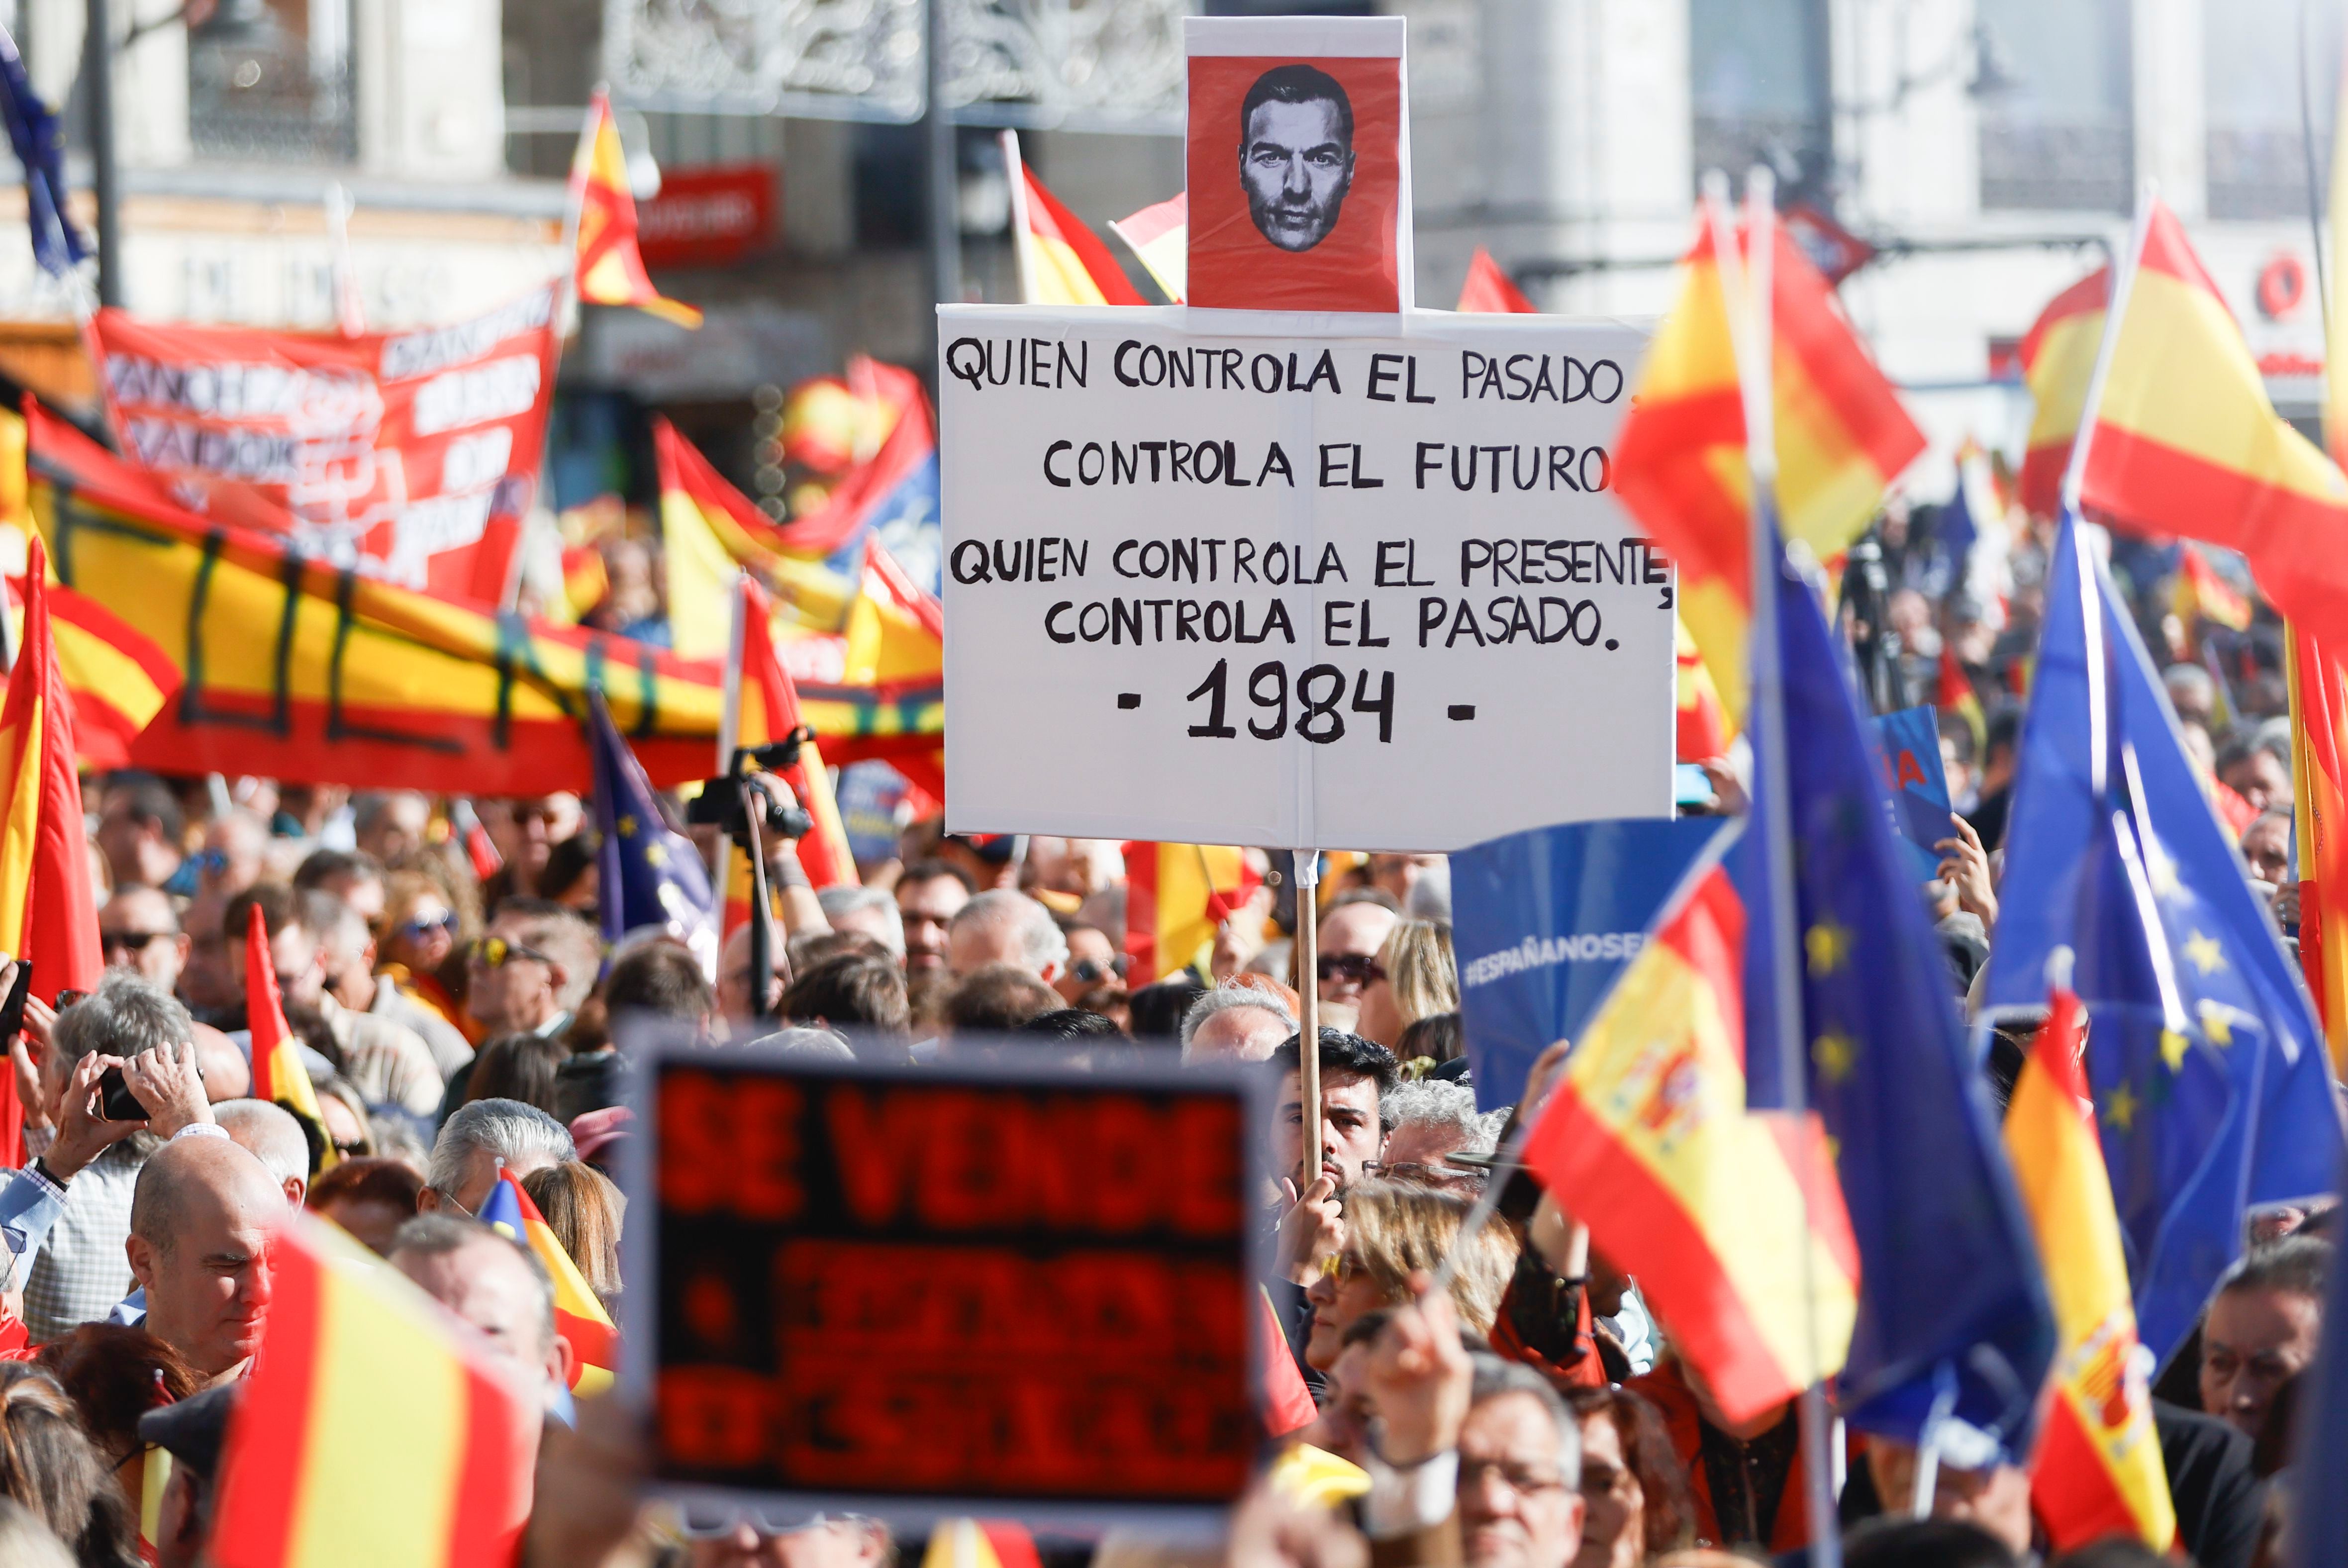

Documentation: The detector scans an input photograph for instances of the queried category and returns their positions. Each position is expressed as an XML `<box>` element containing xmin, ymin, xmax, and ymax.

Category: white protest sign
<box><xmin>938</xmin><ymin>306</ymin><xmax>1672</xmax><ymax>852</ymax></box>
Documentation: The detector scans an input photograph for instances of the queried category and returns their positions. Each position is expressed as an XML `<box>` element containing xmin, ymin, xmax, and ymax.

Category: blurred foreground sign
<box><xmin>632</xmin><ymin>1036</ymin><xmax>1263</xmax><ymax>1527</ymax></box>
<box><xmin>938</xmin><ymin>307</ymin><xmax>1675</xmax><ymax>850</ymax></box>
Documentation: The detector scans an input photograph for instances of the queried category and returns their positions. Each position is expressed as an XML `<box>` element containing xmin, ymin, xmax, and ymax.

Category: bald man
<box><xmin>213</xmin><ymin>1099</ymin><xmax>310</xmax><ymax>1208</ymax></box>
<box><xmin>125</xmin><ymin>1137</ymin><xmax>282</xmax><ymax>1380</ymax></box>
<box><xmin>192</xmin><ymin>1024</ymin><xmax>250</xmax><ymax>1104</ymax></box>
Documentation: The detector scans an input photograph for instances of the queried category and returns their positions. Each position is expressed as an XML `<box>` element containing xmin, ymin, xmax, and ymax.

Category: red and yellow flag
<box><xmin>2017</xmin><ymin>268</ymin><xmax>2109</xmax><ymax>520</ymax></box>
<box><xmin>1108</xmin><ymin>192</ymin><xmax>1187</xmax><ymax>304</ymax></box>
<box><xmin>2081</xmin><ymin>200</ymin><xmax>2348</xmax><ymax>645</ymax></box>
<box><xmin>1520</xmin><ymin>856</ymin><xmax>1859</xmax><ymax>1424</ymax></box>
<box><xmin>571</xmin><ymin>92</ymin><xmax>701</xmax><ymax>328</ymax></box>
<box><xmin>1457</xmin><ymin>247</ymin><xmax>1536</xmax><ymax>314</ymax></box>
<box><xmin>1123</xmin><ymin>842</ymin><xmax>1261</xmax><ymax>984</ymax></box>
<box><xmin>0</xmin><ymin>536</ymin><xmax>98</xmax><ymax>1162</ymax></box>
<box><xmin>482</xmin><ymin>1169</ymin><xmax>617</xmax><ymax>1395</ymax></box>
<box><xmin>246</xmin><ymin>902</ymin><xmax>335</xmax><ymax>1173</ymax></box>
<box><xmin>209</xmin><ymin>1217</ymin><xmax>535</xmax><ymax>1568</ymax></box>
<box><xmin>1007</xmin><ymin>135</ymin><xmax>1146</xmax><ymax>307</ymax></box>
<box><xmin>2172</xmin><ymin>543</ymin><xmax>2254</xmax><ymax>637</ymax></box>
<box><xmin>2006</xmin><ymin>986</ymin><xmax>2175</xmax><ymax>1553</ymax></box>
<box><xmin>732</xmin><ymin>575</ymin><xmax>858</xmax><ymax>895</ymax></box>
<box><xmin>1675</xmin><ymin>616</ymin><xmax>1732</xmax><ymax>762</ymax></box>
<box><xmin>1614</xmin><ymin>210</ymin><xmax>1924</xmax><ymax>725</ymax></box>
<box><xmin>654</xmin><ymin>416</ymin><xmax>859</xmax><ymax>657</ymax></box>
<box><xmin>44</xmin><ymin>581</ymin><xmax>182</xmax><ymax>770</ymax></box>
<box><xmin>1936</xmin><ymin>646</ymin><xmax>1986</xmax><ymax>756</ymax></box>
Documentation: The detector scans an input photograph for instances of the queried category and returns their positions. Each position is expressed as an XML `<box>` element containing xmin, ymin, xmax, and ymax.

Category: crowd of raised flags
<box><xmin>0</xmin><ymin>23</ymin><xmax>2329</xmax><ymax>1568</ymax></box>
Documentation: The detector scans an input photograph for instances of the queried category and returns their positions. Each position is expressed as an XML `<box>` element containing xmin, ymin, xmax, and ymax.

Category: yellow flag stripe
<box><xmin>287</xmin><ymin>1257</ymin><xmax>468</xmax><ymax>1563</ymax></box>
<box><xmin>0</xmin><ymin>693</ymin><xmax>43</xmax><ymax>955</ymax></box>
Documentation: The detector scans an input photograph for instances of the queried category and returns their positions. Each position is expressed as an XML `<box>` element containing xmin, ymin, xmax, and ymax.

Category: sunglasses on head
<box><xmin>1317</xmin><ymin>953</ymin><xmax>1385</xmax><ymax>986</ymax></box>
<box><xmin>471</xmin><ymin>936</ymin><xmax>554</xmax><ymax>970</ymax></box>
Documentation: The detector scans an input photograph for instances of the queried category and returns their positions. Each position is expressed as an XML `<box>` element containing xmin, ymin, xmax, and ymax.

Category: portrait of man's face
<box><xmin>1237</xmin><ymin>65</ymin><xmax>1356</xmax><ymax>253</ymax></box>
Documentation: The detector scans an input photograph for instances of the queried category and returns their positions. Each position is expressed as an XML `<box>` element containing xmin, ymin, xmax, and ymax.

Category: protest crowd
<box><xmin>1</xmin><ymin>14</ymin><xmax>2348</xmax><ymax>1568</ymax></box>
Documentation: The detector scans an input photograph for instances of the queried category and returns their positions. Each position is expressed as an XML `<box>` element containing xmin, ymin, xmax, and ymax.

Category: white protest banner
<box><xmin>939</xmin><ymin>306</ymin><xmax>1673</xmax><ymax>852</ymax></box>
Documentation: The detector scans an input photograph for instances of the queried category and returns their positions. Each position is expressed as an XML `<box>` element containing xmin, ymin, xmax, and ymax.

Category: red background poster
<box><xmin>1186</xmin><ymin>54</ymin><xmax>1402</xmax><ymax>313</ymax></box>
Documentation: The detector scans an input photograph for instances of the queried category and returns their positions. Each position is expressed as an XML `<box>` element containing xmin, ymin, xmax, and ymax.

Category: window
<box><xmin>2206</xmin><ymin>0</ymin><xmax>2344</xmax><ymax>219</ymax></box>
<box><xmin>1689</xmin><ymin>0</ymin><xmax>1831</xmax><ymax>201</ymax></box>
<box><xmin>189</xmin><ymin>0</ymin><xmax>356</xmax><ymax>163</ymax></box>
<box><xmin>1975</xmin><ymin>0</ymin><xmax>2131</xmax><ymax>212</ymax></box>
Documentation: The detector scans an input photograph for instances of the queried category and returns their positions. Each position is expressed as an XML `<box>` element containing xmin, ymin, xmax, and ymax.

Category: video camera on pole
<box><xmin>684</xmin><ymin>729</ymin><xmax>816</xmax><ymax>1019</ymax></box>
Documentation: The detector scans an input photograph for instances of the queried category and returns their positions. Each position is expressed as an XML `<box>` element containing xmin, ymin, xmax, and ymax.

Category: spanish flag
<box><xmin>1004</xmin><ymin>133</ymin><xmax>1146</xmax><ymax>307</ymax></box>
<box><xmin>208</xmin><ymin>1217</ymin><xmax>536</xmax><ymax>1568</ymax></box>
<box><xmin>571</xmin><ymin>91</ymin><xmax>701</xmax><ymax>328</ymax></box>
<box><xmin>0</xmin><ymin>535</ymin><xmax>97</xmax><ymax>1162</ymax></box>
<box><xmin>1123</xmin><ymin>841</ymin><xmax>1260</xmax><ymax>984</ymax></box>
<box><xmin>29</xmin><ymin>400</ymin><xmax>940</xmax><ymax>790</ymax></box>
<box><xmin>2017</xmin><ymin>268</ymin><xmax>2109</xmax><ymax>520</ymax></box>
<box><xmin>732</xmin><ymin>574</ymin><xmax>857</xmax><ymax>892</ymax></box>
<box><xmin>1457</xmin><ymin>247</ymin><xmax>1536</xmax><ymax>314</ymax></box>
<box><xmin>654</xmin><ymin>417</ymin><xmax>858</xmax><ymax>657</ymax></box>
<box><xmin>1675</xmin><ymin>616</ymin><xmax>1732</xmax><ymax>762</ymax></box>
<box><xmin>920</xmin><ymin>1520</ymin><xmax>1043</xmax><ymax>1568</ymax></box>
<box><xmin>1108</xmin><ymin>192</ymin><xmax>1186</xmax><ymax>303</ymax></box>
<box><xmin>2005</xmin><ymin>983</ymin><xmax>2175</xmax><ymax>1553</ymax></box>
<box><xmin>1936</xmin><ymin>646</ymin><xmax>1986</xmax><ymax>757</ymax></box>
<box><xmin>479</xmin><ymin>1169</ymin><xmax>618</xmax><ymax>1395</ymax></box>
<box><xmin>246</xmin><ymin>902</ymin><xmax>336</xmax><ymax>1173</ymax></box>
<box><xmin>2080</xmin><ymin>199</ymin><xmax>2348</xmax><ymax>645</ymax></box>
<box><xmin>1614</xmin><ymin>208</ymin><xmax>1923</xmax><ymax>726</ymax></box>
<box><xmin>42</xmin><ymin>582</ymin><xmax>181</xmax><ymax>770</ymax></box>
<box><xmin>1520</xmin><ymin>841</ymin><xmax>1859</xmax><ymax>1424</ymax></box>
<box><xmin>2172</xmin><ymin>543</ymin><xmax>2255</xmax><ymax>637</ymax></box>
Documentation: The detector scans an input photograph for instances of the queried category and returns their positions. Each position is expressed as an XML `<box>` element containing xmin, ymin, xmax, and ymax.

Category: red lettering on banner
<box><xmin>658</xmin><ymin>1367</ymin><xmax>775</xmax><ymax>1470</ymax></box>
<box><xmin>1895</xmin><ymin>749</ymin><xmax>1926</xmax><ymax>789</ymax></box>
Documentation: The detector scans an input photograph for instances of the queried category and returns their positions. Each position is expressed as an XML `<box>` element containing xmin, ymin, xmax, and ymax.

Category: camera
<box><xmin>684</xmin><ymin>732</ymin><xmax>817</xmax><ymax>848</ymax></box>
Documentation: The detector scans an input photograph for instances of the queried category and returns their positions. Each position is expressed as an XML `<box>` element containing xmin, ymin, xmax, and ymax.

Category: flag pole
<box><xmin>1295</xmin><ymin>850</ymin><xmax>1322</xmax><ymax>1181</ymax></box>
<box><xmin>715</xmin><ymin>572</ymin><xmax>748</xmax><ymax>896</ymax></box>
<box><xmin>1001</xmin><ymin>130</ymin><xmax>1038</xmax><ymax>307</ymax></box>
<box><xmin>1710</xmin><ymin>164</ymin><xmax>1841</xmax><ymax>1568</ymax></box>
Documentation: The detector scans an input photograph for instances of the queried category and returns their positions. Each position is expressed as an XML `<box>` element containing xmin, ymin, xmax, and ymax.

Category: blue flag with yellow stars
<box><xmin>1737</xmin><ymin>529</ymin><xmax>2054</xmax><ymax>1455</ymax></box>
<box><xmin>1983</xmin><ymin>513</ymin><xmax>2341</xmax><ymax>1366</ymax></box>
<box><xmin>586</xmin><ymin>689</ymin><xmax>718</xmax><ymax>975</ymax></box>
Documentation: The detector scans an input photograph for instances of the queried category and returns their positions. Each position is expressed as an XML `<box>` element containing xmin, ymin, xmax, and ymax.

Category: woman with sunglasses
<box><xmin>1354</xmin><ymin>916</ymin><xmax>1459</xmax><ymax>1052</ymax></box>
<box><xmin>376</xmin><ymin>872</ymin><xmax>476</xmax><ymax>1048</ymax></box>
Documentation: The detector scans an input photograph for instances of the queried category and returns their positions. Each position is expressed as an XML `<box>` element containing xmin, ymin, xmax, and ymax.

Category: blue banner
<box><xmin>1873</xmin><ymin>703</ymin><xmax>1953</xmax><ymax>882</ymax></box>
<box><xmin>1451</xmin><ymin>816</ymin><xmax>1724</xmax><ymax>1110</ymax></box>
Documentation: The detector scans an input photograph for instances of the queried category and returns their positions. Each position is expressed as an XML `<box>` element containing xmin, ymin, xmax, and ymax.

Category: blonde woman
<box><xmin>1300</xmin><ymin>1178</ymin><xmax>1517</xmax><ymax>1371</ymax></box>
<box><xmin>1354</xmin><ymin>917</ymin><xmax>1459</xmax><ymax>1051</ymax></box>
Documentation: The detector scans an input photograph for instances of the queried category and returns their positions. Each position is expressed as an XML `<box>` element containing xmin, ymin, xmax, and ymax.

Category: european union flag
<box><xmin>1739</xmin><ymin>533</ymin><xmax>2054</xmax><ymax>1453</ymax></box>
<box><xmin>0</xmin><ymin>26</ymin><xmax>81</xmax><ymax>276</ymax></box>
<box><xmin>586</xmin><ymin>690</ymin><xmax>718</xmax><ymax>974</ymax></box>
<box><xmin>1982</xmin><ymin>514</ymin><xmax>2340</xmax><ymax>1365</ymax></box>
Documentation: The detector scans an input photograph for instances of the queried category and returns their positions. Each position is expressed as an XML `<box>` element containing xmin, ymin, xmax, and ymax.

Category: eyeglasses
<box><xmin>1362</xmin><ymin>1160</ymin><xmax>1483</xmax><ymax>1188</ymax></box>
<box><xmin>1459</xmin><ymin>1457</ymin><xmax>1569</xmax><ymax>1498</ymax></box>
<box><xmin>1072</xmin><ymin>954</ymin><xmax>1130</xmax><ymax>983</ymax></box>
<box><xmin>1317</xmin><ymin>953</ymin><xmax>1385</xmax><ymax>986</ymax></box>
<box><xmin>471</xmin><ymin>936</ymin><xmax>554</xmax><ymax>970</ymax></box>
<box><xmin>675</xmin><ymin>1507</ymin><xmax>880</xmax><ymax>1541</ymax></box>
<box><xmin>99</xmin><ymin>930</ymin><xmax>173</xmax><ymax>954</ymax></box>
<box><xmin>395</xmin><ymin>911</ymin><xmax>457</xmax><ymax>942</ymax></box>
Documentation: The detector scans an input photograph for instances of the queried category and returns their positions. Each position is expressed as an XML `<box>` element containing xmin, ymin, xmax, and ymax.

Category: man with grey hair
<box><xmin>818</xmin><ymin>885</ymin><xmax>905</xmax><ymax>959</ymax></box>
<box><xmin>419</xmin><ymin>1097</ymin><xmax>576</xmax><ymax>1216</ymax></box>
<box><xmin>946</xmin><ymin>890</ymin><xmax>1069</xmax><ymax>984</ymax></box>
<box><xmin>1180</xmin><ymin>983</ymin><xmax>1296</xmax><ymax>1064</ymax></box>
<box><xmin>391</xmin><ymin>1213</ymin><xmax>571</xmax><ymax>1417</ymax></box>
<box><xmin>284</xmin><ymin>889</ymin><xmax>443</xmax><ymax>1115</ymax></box>
<box><xmin>20</xmin><ymin>972</ymin><xmax>216</xmax><ymax>1341</ymax></box>
<box><xmin>1377</xmin><ymin>1078</ymin><xmax>1506</xmax><ymax>1187</ymax></box>
<box><xmin>1353</xmin><ymin>1279</ymin><xmax>1585</xmax><ymax>1568</ymax></box>
<box><xmin>352</xmin><ymin>789</ymin><xmax>431</xmax><ymax>864</ymax></box>
<box><xmin>302</xmin><ymin>881</ymin><xmax>473</xmax><ymax>1077</ymax></box>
